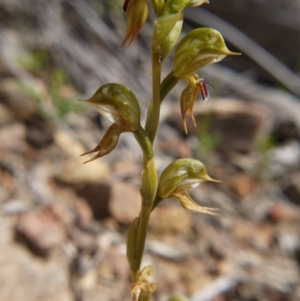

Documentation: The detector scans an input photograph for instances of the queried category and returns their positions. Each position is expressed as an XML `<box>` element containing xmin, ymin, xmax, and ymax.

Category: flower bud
<box><xmin>131</xmin><ymin>266</ymin><xmax>156</xmax><ymax>301</ymax></box>
<box><xmin>162</xmin><ymin>0</ymin><xmax>190</xmax><ymax>15</ymax></box>
<box><xmin>158</xmin><ymin>158</ymin><xmax>220</xmax><ymax>215</ymax></box>
<box><xmin>152</xmin><ymin>12</ymin><xmax>183</xmax><ymax>52</ymax></box>
<box><xmin>81</xmin><ymin>123</ymin><xmax>121</xmax><ymax>163</ymax></box>
<box><xmin>180</xmin><ymin>74</ymin><xmax>212</xmax><ymax>133</ymax></box>
<box><xmin>158</xmin><ymin>12</ymin><xmax>183</xmax><ymax>61</ymax></box>
<box><xmin>173</xmin><ymin>28</ymin><xmax>241</xmax><ymax>77</ymax></box>
<box><xmin>121</xmin><ymin>0</ymin><xmax>148</xmax><ymax>47</ymax></box>
<box><xmin>80</xmin><ymin>83</ymin><xmax>141</xmax><ymax>132</ymax></box>
<box><xmin>149</xmin><ymin>0</ymin><xmax>165</xmax><ymax>16</ymax></box>
<box><xmin>154</xmin><ymin>0</ymin><xmax>209</xmax><ymax>61</ymax></box>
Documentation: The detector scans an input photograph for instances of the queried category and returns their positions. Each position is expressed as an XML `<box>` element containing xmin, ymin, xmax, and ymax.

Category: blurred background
<box><xmin>0</xmin><ymin>0</ymin><xmax>300</xmax><ymax>300</ymax></box>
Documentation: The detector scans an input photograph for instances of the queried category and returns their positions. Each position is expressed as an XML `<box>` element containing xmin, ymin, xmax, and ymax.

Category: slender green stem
<box><xmin>135</xmin><ymin>204</ymin><xmax>152</xmax><ymax>272</ymax></box>
<box><xmin>151</xmin><ymin>195</ymin><xmax>162</xmax><ymax>212</ymax></box>
<box><xmin>134</xmin><ymin>126</ymin><xmax>153</xmax><ymax>162</ymax></box>
<box><xmin>145</xmin><ymin>71</ymin><xmax>179</xmax><ymax>135</ymax></box>
<box><xmin>147</xmin><ymin>49</ymin><xmax>162</xmax><ymax>143</ymax></box>
<box><xmin>130</xmin><ymin>31</ymin><xmax>179</xmax><ymax>301</ymax></box>
<box><xmin>160</xmin><ymin>71</ymin><xmax>179</xmax><ymax>101</ymax></box>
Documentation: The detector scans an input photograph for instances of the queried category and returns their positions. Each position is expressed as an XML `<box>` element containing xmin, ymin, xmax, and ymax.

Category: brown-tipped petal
<box><xmin>120</xmin><ymin>0</ymin><xmax>148</xmax><ymax>48</ymax></box>
<box><xmin>120</xmin><ymin>26</ymin><xmax>141</xmax><ymax>48</ymax></box>
<box><xmin>173</xmin><ymin>192</ymin><xmax>219</xmax><ymax>215</ymax></box>
<box><xmin>128</xmin><ymin>26</ymin><xmax>142</xmax><ymax>46</ymax></box>
<box><xmin>81</xmin><ymin>123</ymin><xmax>121</xmax><ymax>164</ymax></box>
<box><xmin>180</xmin><ymin>84</ymin><xmax>198</xmax><ymax>134</ymax></box>
<box><xmin>187</xmin><ymin>108</ymin><xmax>197</xmax><ymax>128</ymax></box>
<box><xmin>80</xmin><ymin>147</ymin><xmax>99</xmax><ymax>156</ymax></box>
<box><xmin>181</xmin><ymin>111</ymin><xmax>188</xmax><ymax>134</ymax></box>
<box><xmin>82</xmin><ymin>153</ymin><xmax>103</xmax><ymax>164</ymax></box>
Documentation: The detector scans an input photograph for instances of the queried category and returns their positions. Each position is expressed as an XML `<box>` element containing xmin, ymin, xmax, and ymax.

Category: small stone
<box><xmin>75</xmin><ymin>183</ymin><xmax>111</xmax><ymax>220</ymax></box>
<box><xmin>282</xmin><ymin>173</ymin><xmax>300</xmax><ymax>206</ymax></box>
<box><xmin>76</xmin><ymin>180</ymin><xmax>142</xmax><ymax>224</ymax></box>
<box><xmin>0</xmin><ymin>103</ymin><xmax>14</xmax><ymax>125</ymax></box>
<box><xmin>159</xmin><ymin>136</ymin><xmax>192</xmax><ymax>158</ymax></box>
<box><xmin>109</xmin><ymin>182</ymin><xmax>141</xmax><ymax>224</ymax></box>
<box><xmin>167</xmin><ymin>98</ymin><xmax>274</xmax><ymax>154</ymax></box>
<box><xmin>149</xmin><ymin>203</ymin><xmax>192</xmax><ymax>237</ymax></box>
<box><xmin>0</xmin><ymin>123</ymin><xmax>26</xmax><ymax>152</ymax></box>
<box><xmin>0</xmin><ymin>79</ymin><xmax>38</xmax><ymax>121</ymax></box>
<box><xmin>25</xmin><ymin>115</ymin><xmax>54</xmax><ymax>148</ymax></box>
<box><xmin>15</xmin><ymin>207</ymin><xmax>66</xmax><ymax>254</ymax></box>
<box><xmin>226</xmin><ymin>173</ymin><xmax>258</xmax><ymax>199</ymax></box>
<box><xmin>268</xmin><ymin>141</ymin><xmax>300</xmax><ymax>178</ymax></box>
<box><xmin>268</xmin><ymin>200</ymin><xmax>300</xmax><ymax>221</ymax></box>
<box><xmin>54</xmin><ymin>130</ymin><xmax>110</xmax><ymax>184</ymax></box>
<box><xmin>74</xmin><ymin>200</ymin><xmax>93</xmax><ymax>228</ymax></box>
<box><xmin>0</xmin><ymin>243</ymin><xmax>72</xmax><ymax>301</ymax></box>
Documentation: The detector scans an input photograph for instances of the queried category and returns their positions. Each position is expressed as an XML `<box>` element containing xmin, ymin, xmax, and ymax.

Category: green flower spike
<box><xmin>81</xmin><ymin>123</ymin><xmax>121</xmax><ymax>164</ymax></box>
<box><xmin>173</xmin><ymin>28</ymin><xmax>241</xmax><ymax>77</ymax></box>
<box><xmin>158</xmin><ymin>158</ymin><xmax>220</xmax><ymax>215</ymax></box>
<box><xmin>80</xmin><ymin>83</ymin><xmax>141</xmax><ymax>132</ymax></box>
<box><xmin>121</xmin><ymin>0</ymin><xmax>148</xmax><ymax>47</ymax></box>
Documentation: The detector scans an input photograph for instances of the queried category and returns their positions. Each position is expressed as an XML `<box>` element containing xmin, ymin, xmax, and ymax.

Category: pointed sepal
<box><xmin>173</xmin><ymin>192</ymin><xmax>218</xmax><ymax>215</ymax></box>
<box><xmin>81</xmin><ymin>123</ymin><xmax>121</xmax><ymax>163</ymax></box>
<box><xmin>80</xmin><ymin>83</ymin><xmax>141</xmax><ymax>132</ymax></box>
<box><xmin>173</xmin><ymin>28</ymin><xmax>241</xmax><ymax>77</ymax></box>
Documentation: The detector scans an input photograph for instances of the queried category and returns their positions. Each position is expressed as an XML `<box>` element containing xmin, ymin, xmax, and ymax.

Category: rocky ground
<box><xmin>0</xmin><ymin>1</ymin><xmax>300</xmax><ymax>301</ymax></box>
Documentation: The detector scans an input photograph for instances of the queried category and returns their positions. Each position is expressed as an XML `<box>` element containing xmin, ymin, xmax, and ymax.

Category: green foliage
<box><xmin>18</xmin><ymin>49</ymin><xmax>49</xmax><ymax>74</ymax></box>
<box><xmin>18</xmin><ymin>49</ymin><xmax>86</xmax><ymax>120</ymax></box>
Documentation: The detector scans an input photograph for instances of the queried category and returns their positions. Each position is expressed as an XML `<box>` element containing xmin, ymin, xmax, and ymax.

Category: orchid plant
<box><xmin>80</xmin><ymin>1</ymin><xmax>240</xmax><ymax>300</ymax></box>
